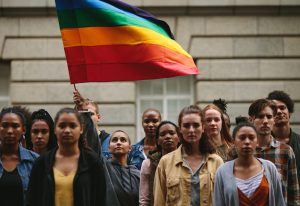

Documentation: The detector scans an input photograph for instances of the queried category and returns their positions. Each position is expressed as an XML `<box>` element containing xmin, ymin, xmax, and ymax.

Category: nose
<box><xmin>189</xmin><ymin>125</ymin><xmax>195</xmax><ymax>132</ymax></box>
<box><xmin>7</xmin><ymin>126</ymin><xmax>13</xmax><ymax>134</ymax></box>
<box><xmin>37</xmin><ymin>132</ymin><xmax>43</xmax><ymax>138</ymax></box>
<box><xmin>244</xmin><ymin>137</ymin><xmax>250</xmax><ymax>144</ymax></box>
<box><xmin>64</xmin><ymin>126</ymin><xmax>71</xmax><ymax>133</ymax></box>
<box><xmin>262</xmin><ymin>116</ymin><xmax>268</xmax><ymax>123</ymax></box>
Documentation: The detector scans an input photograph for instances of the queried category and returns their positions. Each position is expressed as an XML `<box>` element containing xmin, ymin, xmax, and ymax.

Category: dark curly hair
<box><xmin>28</xmin><ymin>109</ymin><xmax>57</xmax><ymax>151</ymax></box>
<box><xmin>178</xmin><ymin>105</ymin><xmax>215</xmax><ymax>155</ymax></box>
<box><xmin>267</xmin><ymin>90</ymin><xmax>294</xmax><ymax>113</ymax></box>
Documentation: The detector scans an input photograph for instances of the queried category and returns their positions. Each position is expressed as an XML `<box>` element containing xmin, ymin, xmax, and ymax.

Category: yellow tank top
<box><xmin>54</xmin><ymin>168</ymin><xmax>75</xmax><ymax>206</ymax></box>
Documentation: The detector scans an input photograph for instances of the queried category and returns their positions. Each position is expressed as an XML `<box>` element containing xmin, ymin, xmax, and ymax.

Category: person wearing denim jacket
<box><xmin>128</xmin><ymin>109</ymin><xmax>161</xmax><ymax>170</ymax></box>
<box><xmin>0</xmin><ymin>106</ymin><xmax>39</xmax><ymax>206</ymax></box>
<box><xmin>0</xmin><ymin>146</ymin><xmax>39</xmax><ymax>202</ymax></box>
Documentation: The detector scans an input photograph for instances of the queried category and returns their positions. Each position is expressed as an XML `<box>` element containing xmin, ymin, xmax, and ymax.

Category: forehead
<box><xmin>181</xmin><ymin>113</ymin><xmax>201</xmax><ymax>123</ymax></box>
<box><xmin>205</xmin><ymin>109</ymin><xmax>221</xmax><ymax>117</ymax></box>
<box><xmin>31</xmin><ymin>120</ymin><xmax>49</xmax><ymax>128</ymax></box>
<box><xmin>258</xmin><ymin>106</ymin><xmax>274</xmax><ymax>115</ymax></box>
<box><xmin>57</xmin><ymin>113</ymin><xmax>79</xmax><ymax>122</ymax></box>
<box><xmin>272</xmin><ymin>100</ymin><xmax>287</xmax><ymax>107</ymax></box>
<box><xmin>237</xmin><ymin>126</ymin><xmax>256</xmax><ymax>134</ymax></box>
<box><xmin>143</xmin><ymin>111</ymin><xmax>160</xmax><ymax>119</ymax></box>
<box><xmin>1</xmin><ymin>113</ymin><xmax>22</xmax><ymax>123</ymax></box>
<box><xmin>159</xmin><ymin>123</ymin><xmax>176</xmax><ymax>131</ymax></box>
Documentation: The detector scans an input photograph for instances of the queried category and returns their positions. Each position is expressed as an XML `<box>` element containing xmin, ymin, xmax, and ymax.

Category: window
<box><xmin>136</xmin><ymin>76</ymin><xmax>194</xmax><ymax>139</ymax></box>
<box><xmin>0</xmin><ymin>62</ymin><xmax>10</xmax><ymax>109</ymax></box>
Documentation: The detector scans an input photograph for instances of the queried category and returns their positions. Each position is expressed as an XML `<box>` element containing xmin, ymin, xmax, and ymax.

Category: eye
<box><xmin>58</xmin><ymin>123</ymin><xmax>66</xmax><ymax>129</ymax></box>
<box><xmin>1</xmin><ymin>122</ymin><xmax>9</xmax><ymax>128</ymax></box>
<box><xmin>120</xmin><ymin>137</ymin><xmax>127</xmax><ymax>142</ymax></box>
<box><xmin>111</xmin><ymin>137</ymin><xmax>118</xmax><ymax>142</ymax></box>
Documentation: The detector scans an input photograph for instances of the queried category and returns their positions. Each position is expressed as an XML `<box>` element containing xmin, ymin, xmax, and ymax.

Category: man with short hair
<box><xmin>248</xmin><ymin>98</ymin><xmax>300</xmax><ymax>206</ymax></box>
<box><xmin>73</xmin><ymin>90</ymin><xmax>111</xmax><ymax>157</ymax></box>
<box><xmin>267</xmin><ymin>90</ymin><xmax>300</xmax><ymax>186</ymax></box>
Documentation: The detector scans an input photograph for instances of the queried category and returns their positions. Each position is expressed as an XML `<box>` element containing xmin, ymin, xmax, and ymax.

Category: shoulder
<box><xmin>132</xmin><ymin>138</ymin><xmax>144</xmax><ymax>148</ymax></box>
<box><xmin>141</xmin><ymin>158</ymin><xmax>151</xmax><ymax>169</ymax></box>
<box><xmin>259</xmin><ymin>158</ymin><xmax>277</xmax><ymax>170</ymax></box>
<box><xmin>207</xmin><ymin>153</ymin><xmax>224</xmax><ymax>168</ymax></box>
<box><xmin>215</xmin><ymin>160</ymin><xmax>234</xmax><ymax>175</ymax></box>
<box><xmin>19</xmin><ymin>146</ymin><xmax>39</xmax><ymax>162</ymax></box>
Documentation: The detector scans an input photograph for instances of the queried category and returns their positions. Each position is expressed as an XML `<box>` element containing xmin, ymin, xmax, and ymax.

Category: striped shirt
<box><xmin>236</xmin><ymin>169</ymin><xmax>264</xmax><ymax>198</ymax></box>
<box><xmin>256</xmin><ymin>136</ymin><xmax>300</xmax><ymax>206</ymax></box>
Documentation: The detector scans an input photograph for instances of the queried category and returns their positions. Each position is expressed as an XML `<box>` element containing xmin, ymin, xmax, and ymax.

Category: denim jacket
<box><xmin>0</xmin><ymin>145</ymin><xmax>39</xmax><ymax>204</ymax></box>
<box><xmin>128</xmin><ymin>138</ymin><xmax>145</xmax><ymax>170</ymax></box>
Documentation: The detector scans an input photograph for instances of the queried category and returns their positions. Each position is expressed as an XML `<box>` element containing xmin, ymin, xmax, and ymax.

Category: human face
<box><xmin>180</xmin><ymin>113</ymin><xmax>204</xmax><ymax>144</ymax></box>
<box><xmin>250</xmin><ymin>106</ymin><xmax>274</xmax><ymax>137</ymax></box>
<box><xmin>142</xmin><ymin>111</ymin><xmax>161</xmax><ymax>138</ymax></box>
<box><xmin>30</xmin><ymin>120</ymin><xmax>50</xmax><ymax>152</ymax></box>
<box><xmin>109</xmin><ymin>131</ymin><xmax>131</xmax><ymax>156</ymax></box>
<box><xmin>55</xmin><ymin>113</ymin><xmax>83</xmax><ymax>146</ymax></box>
<box><xmin>234</xmin><ymin>126</ymin><xmax>257</xmax><ymax>157</ymax></box>
<box><xmin>0</xmin><ymin>113</ymin><xmax>25</xmax><ymax>147</ymax></box>
<box><xmin>204</xmin><ymin>109</ymin><xmax>222</xmax><ymax>138</ymax></box>
<box><xmin>82</xmin><ymin>103</ymin><xmax>100</xmax><ymax>128</ymax></box>
<box><xmin>273</xmin><ymin>100</ymin><xmax>290</xmax><ymax>126</ymax></box>
<box><xmin>157</xmin><ymin>124</ymin><xmax>179</xmax><ymax>154</ymax></box>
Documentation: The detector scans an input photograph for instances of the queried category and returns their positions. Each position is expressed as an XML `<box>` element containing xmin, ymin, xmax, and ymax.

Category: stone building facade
<box><xmin>0</xmin><ymin>0</ymin><xmax>300</xmax><ymax>141</ymax></box>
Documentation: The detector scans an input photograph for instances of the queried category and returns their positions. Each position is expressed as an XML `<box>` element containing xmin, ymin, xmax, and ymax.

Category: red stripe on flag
<box><xmin>64</xmin><ymin>44</ymin><xmax>198</xmax><ymax>83</ymax></box>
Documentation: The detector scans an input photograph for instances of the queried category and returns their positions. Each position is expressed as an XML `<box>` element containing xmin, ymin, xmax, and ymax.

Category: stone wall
<box><xmin>1</xmin><ymin>0</ymin><xmax>300</xmax><ymax>140</ymax></box>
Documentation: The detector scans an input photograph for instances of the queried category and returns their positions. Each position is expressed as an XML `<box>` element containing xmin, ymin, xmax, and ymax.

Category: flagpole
<box><xmin>73</xmin><ymin>84</ymin><xmax>77</xmax><ymax>91</ymax></box>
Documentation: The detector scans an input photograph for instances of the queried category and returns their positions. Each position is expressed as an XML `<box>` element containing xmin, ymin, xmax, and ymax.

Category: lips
<box><xmin>261</xmin><ymin>126</ymin><xmax>270</xmax><ymax>130</ymax></box>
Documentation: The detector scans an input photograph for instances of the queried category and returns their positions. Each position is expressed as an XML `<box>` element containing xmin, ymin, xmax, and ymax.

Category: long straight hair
<box><xmin>178</xmin><ymin>105</ymin><xmax>215</xmax><ymax>155</ymax></box>
<box><xmin>202</xmin><ymin>104</ymin><xmax>233</xmax><ymax>148</ymax></box>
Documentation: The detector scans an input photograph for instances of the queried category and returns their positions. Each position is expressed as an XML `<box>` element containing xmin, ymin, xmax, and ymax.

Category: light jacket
<box><xmin>153</xmin><ymin>145</ymin><xmax>223</xmax><ymax>206</ymax></box>
<box><xmin>213</xmin><ymin>158</ymin><xmax>286</xmax><ymax>206</ymax></box>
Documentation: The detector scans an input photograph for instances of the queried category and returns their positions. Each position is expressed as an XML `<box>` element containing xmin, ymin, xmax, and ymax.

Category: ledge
<box><xmin>1</xmin><ymin>0</ymin><xmax>300</xmax><ymax>16</ymax></box>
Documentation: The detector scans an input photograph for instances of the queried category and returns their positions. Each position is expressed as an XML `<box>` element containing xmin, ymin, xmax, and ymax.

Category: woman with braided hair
<box><xmin>28</xmin><ymin>109</ymin><xmax>57</xmax><ymax>154</ymax></box>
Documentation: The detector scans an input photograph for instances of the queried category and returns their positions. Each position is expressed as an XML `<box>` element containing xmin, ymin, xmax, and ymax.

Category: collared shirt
<box><xmin>153</xmin><ymin>145</ymin><xmax>223</xmax><ymax>206</ymax></box>
<box><xmin>256</xmin><ymin>136</ymin><xmax>300</xmax><ymax>206</ymax></box>
<box><xmin>128</xmin><ymin>138</ymin><xmax>145</xmax><ymax>170</ymax></box>
<box><xmin>0</xmin><ymin>145</ymin><xmax>39</xmax><ymax>205</ymax></box>
<box><xmin>289</xmin><ymin>129</ymin><xmax>300</xmax><ymax>187</ymax></box>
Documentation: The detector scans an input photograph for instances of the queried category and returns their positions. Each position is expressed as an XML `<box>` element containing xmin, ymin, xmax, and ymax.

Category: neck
<box><xmin>273</xmin><ymin>123</ymin><xmax>290</xmax><ymax>141</ymax></box>
<box><xmin>33</xmin><ymin>146</ymin><xmax>47</xmax><ymax>155</ymax></box>
<box><xmin>144</xmin><ymin>136</ymin><xmax>156</xmax><ymax>146</ymax></box>
<box><xmin>1</xmin><ymin>144</ymin><xmax>19</xmax><ymax>155</ymax></box>
<box><xmin>235</xmin><ymin>155</ymin><xmax>256</xmax><ymax>168</ymax></box>
<box><xmin>57</xmin><ymin>144</ymin><xmax>80</xmax><ymax>157</ymax></box>
<box><xmin>184</xmin><ymin>142</ymin><xmax>201</xmax><ymax>156</ymax></box>
<box><xmin>210</xmin><ymin>134</ymin><xmax>223</xmax><ymax>147</ymax></box>
<box><xmin>257</xmin><ymin>135</ymin><xmax>272</xmax><ymax>147</ymax></box>
<box><xmin>112</xmin><ymin>154</ymin><xmax>127</xmax><ymax>166</ymax></box>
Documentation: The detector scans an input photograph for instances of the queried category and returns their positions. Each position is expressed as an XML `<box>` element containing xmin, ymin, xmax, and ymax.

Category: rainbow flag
<box><xmin>55</xmin><ymin>0</ymin><xmax>199</xmax><ymax>83</ymax></box>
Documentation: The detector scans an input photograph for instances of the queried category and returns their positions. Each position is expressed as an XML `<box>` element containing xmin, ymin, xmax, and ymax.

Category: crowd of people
<box><xmin>0</xmin><ymin>89</ymin><xmax>299</xmax><ymax>206</ymax></box>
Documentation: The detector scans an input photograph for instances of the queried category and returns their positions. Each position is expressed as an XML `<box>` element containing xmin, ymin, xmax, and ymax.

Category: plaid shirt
<box><xmin>256</xmin><ymin>136</ymin><xmax>300</xmax><ymax>206</ymax></box>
